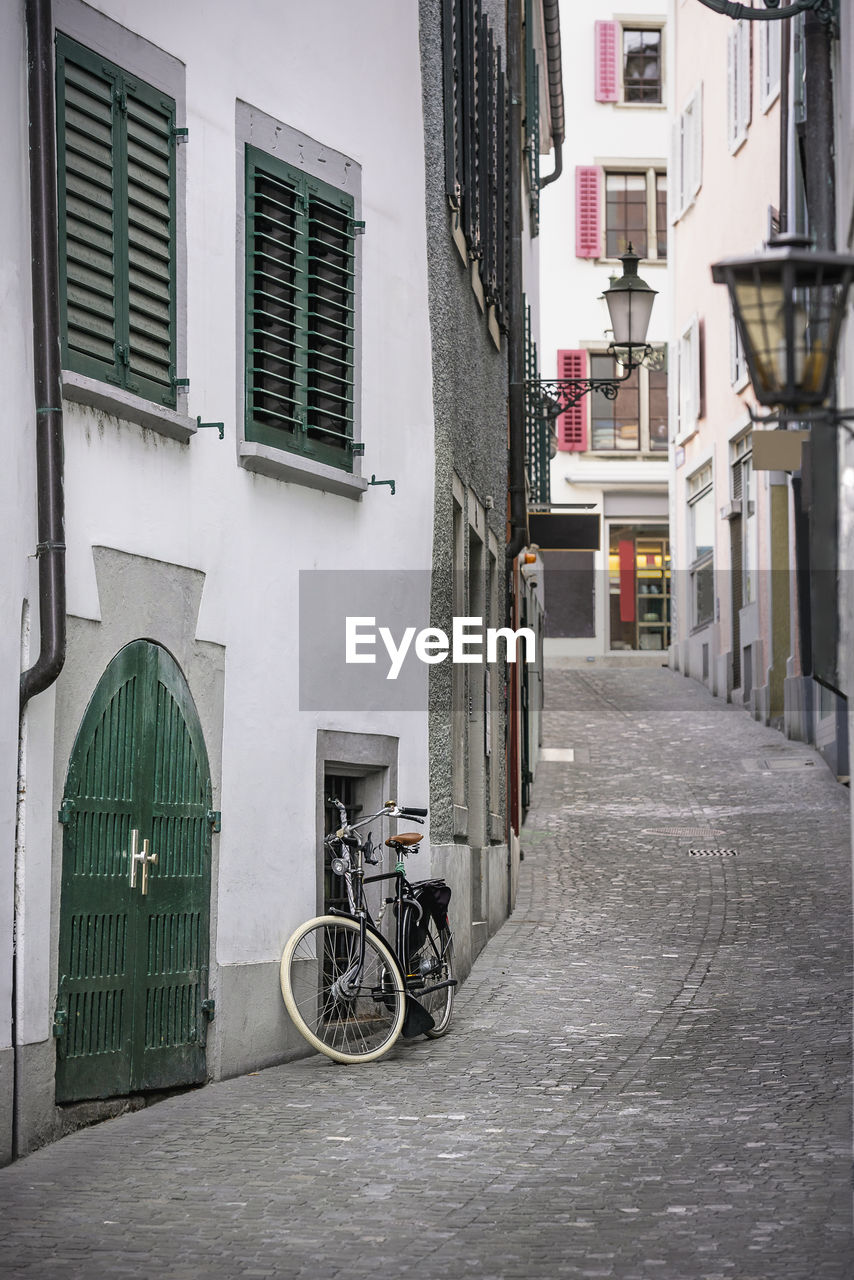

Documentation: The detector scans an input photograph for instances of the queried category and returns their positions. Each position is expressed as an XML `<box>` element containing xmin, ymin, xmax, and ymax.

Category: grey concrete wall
<box><xmin>0</xmin><ymin>1046</ymin><xmax>11</xmax><ymax>1165</ymax></box>
<box><xmin>217</xmin><ymin>962</ymin><xmax>310</xmax><ymax>1079</ymax></box>
<box><xmin>419</xmin><ymin>0</ymin><xmax>509</xmax><ymax>849</ymax></box>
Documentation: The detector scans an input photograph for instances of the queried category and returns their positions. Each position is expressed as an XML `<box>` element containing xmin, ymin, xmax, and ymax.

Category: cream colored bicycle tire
<box><xmin>280</xmin><ymin>915</ymin><xmax>406</xmax><ymax>1064</ymax></box>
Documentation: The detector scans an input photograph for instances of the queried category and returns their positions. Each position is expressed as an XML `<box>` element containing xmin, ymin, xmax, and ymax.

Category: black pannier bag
<box><xmin>404</xmin><ymin>878</ymin><xmax>452</xmax><ymax>953</ymax></box>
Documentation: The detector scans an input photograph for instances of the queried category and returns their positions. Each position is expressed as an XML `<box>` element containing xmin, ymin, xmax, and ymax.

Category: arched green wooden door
<box><xmin>55</xmin><ymin>641</ymin><xmax>214</xmax><ymax>1103</ymax></box>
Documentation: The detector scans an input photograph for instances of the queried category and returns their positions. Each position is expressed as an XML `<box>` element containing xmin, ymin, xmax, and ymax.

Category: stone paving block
<box><xmin>0</xmin><ymin>668</ymin><xmax>851</xmax><ymax>1278</ymax></box>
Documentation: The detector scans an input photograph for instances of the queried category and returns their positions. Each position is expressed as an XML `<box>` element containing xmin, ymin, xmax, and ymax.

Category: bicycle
<box><xmin>279</xmin><ymin>799</ymin><xmax>456</xmax><ymax>1064</ymax></box>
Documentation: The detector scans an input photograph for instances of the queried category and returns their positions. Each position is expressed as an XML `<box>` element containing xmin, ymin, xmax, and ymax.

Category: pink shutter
<box><xmin>575</xmin><ymin>165</ymin><xmax>602</xmax><ymax>259</ymax></box>
<box><xmin>594</xmin><ymin>21</ymin><xmax>619</xmax><ymax>103</ymax></box>
<box><xmin>557</xmin><ymin>350</ymin><xmax>588</xmax><ymax>452</ymax></box>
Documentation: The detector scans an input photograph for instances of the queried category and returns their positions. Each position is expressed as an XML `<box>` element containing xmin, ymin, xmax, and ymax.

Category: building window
<box><xmin>586</xmin><ymin>352</ymin><xmax>668</xmax><ymax>454</ymax></box>
<box><xmin>759</xmin><ymin>19</ymin><xmax>781</xmax><ymax>113</ymax></box>
<box><xmin>677</xmin><ymin>315</ymin><xmax>702</xmax><ymax>439</ymax></box>
<box><xmin>727</xmin><ymin>20</ymin><xmax>751</xmax><ymax>153</ymax></box>
<box><xmin>730</xmin><ymin>306</ymin><xmax>748</xmax><ymax>390</ymax></box>
<box><xmin>688</xmin><ymin>462</ymin><xmax>714</xmax><ymax>629</ymax></box>
<box><xmin>595</xmin><ymin>20</ymin><xmax>665</xmax><ymax>106</ymax></box>
<box><xmin>672</xmin><ymin>83</ymin><xmax>703</xmax><ymax>220</ymax></box>
<box><xmin>732</xmin><ymin>435</ymin><xmax>757</xmax><ymax>605</ymax></box>
<box><xmin>56</xmin><ymin>33</ymin><xmax>179</xmax><ymax>407</ymax></box>
<box><xmin>244</xmin><ymin>147</ymin><xmax>356</xmax><ymax>471</ymax></box>
<box><xmin>441</xmin><ymin>0</ymin><xmax>511</xmax><ymax>320</ymax></box>
<box><xmin>623</xmin><ymin>28</ymin><xmax>662</xmax><ymax>104</ymax></box>
<box><xmin>605</xmin><ymin>169</ymin><xmax>666</xmax><ymax>260</ymax></box>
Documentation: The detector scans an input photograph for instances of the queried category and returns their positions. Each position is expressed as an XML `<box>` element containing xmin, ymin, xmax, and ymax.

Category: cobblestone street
<box><xmin>1</xmin><ymin>666</ymin><xmax>851</xmax><ymax>1279</ymax></box>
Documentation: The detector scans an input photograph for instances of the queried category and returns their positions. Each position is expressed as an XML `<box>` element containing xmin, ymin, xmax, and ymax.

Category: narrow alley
<box><xmin>1</xmin><ymin>665</ymin><xmax>851</xmax><ymax>1280</ymax></box>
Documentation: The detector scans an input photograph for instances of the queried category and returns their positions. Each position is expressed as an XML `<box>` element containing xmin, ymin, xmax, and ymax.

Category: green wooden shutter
<box><xmin>124</xmin><ymin>78</ymin><xmax>177</xmax><ymax>405</ymax></box>
<box><xmin>56</xmin><ymin>37</ymin><xmax>120</xmax><ymax>387</ymax></box>
<box><xmin>305</xmin><ymin>182</ymin><xmax>354</xmax><ymax>464</ymax></box>
<box><xmin>245</xmin><ymin>149</ymin><xmax>306</xmax><ymax>449</ymax></box>
<box><xmin>245</xmin><ymin>148</ymin><xmax>355</xmax><ymax>470</ymax></box>
<box><xmin>56</xmin><ymin>34</ymin><xmax>177</xmax><ymax>408</ymax></box>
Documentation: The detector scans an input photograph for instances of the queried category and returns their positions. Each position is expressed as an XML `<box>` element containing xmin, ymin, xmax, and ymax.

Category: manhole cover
<box><xmin>688</xmin><ymin>848</ymin><xmax>739</xmax><ymax>858</ymax></box>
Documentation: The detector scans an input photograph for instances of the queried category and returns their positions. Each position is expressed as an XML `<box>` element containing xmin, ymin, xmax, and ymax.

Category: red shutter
<box><xmin>556</xmin><ymin>349</ymin><xmax>588</xmax><ymax>452</ymax></box>
<box><xmin>594</xmin><ymin>21</ymin><xmax>619</xmax><ymax>103</ymax></box>
<box><xmin>619</xmin><ymin>540</ymin><xmax>636</xmax><ymax>622</ymax></box>
<box><xmin>575</xmin><ymin>165</ymin><xmax>602</xmax><ymax>259</ymax></box>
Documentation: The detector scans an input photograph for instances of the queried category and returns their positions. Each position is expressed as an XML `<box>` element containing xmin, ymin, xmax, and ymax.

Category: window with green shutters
<box><xmin>56</xmin><ymin>34</ymin><xmax>179</xmax><ymax>409</ymax></box>
<box><xmin>245</xmin><ymin>146</ymin><xmax>357</xmax><ymax>471</ymax></box>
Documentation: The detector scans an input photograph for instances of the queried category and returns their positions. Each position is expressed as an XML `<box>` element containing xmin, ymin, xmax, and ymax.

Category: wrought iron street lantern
<box><xmin>712</xmin><ymin>235</ymin><xmax>854</xmax><ymax>412</ymax></box>
<box><xmin>528</xmin><ymin>245</ymin><xmax>659</xmax><ymax>417</ymax></box>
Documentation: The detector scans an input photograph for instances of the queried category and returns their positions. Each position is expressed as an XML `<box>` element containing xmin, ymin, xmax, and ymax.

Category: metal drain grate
<box><xmin>643</xmin><ymin>826</ymin><xmax>725</xmax><ymax>838</ymax></box>
<box><xmin>688</xmin><ymin>848</ymin><xmax>738</xmax><ymax>858</ymax></box>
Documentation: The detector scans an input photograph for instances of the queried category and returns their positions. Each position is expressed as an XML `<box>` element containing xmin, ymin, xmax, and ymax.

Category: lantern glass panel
<box><xmin>605</xmin><ymin>286</ymin><xmax>655</xmax><ymax>349</ymax></box>
<box><xmin>733</xmin><ymin>277</ymin><xmax>787</xmax><ymax>398</ymax></box>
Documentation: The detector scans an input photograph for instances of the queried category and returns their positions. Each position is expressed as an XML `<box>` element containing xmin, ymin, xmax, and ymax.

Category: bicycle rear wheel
<box><xmin>280</xmin><ymin>916</ymin><xmax>405</xmax><ymax>1064</ymax></box>
<box><xmin>403</xmin><ymin>912</ymin><xmax>455</xmax><ymax>1038</ymax></box>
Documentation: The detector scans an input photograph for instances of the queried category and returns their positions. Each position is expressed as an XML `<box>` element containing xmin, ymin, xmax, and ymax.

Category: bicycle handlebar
<box><xmin>325</xmin><ymin>798</ymin><xmax>428</xmax><ymax>841</ymax></box>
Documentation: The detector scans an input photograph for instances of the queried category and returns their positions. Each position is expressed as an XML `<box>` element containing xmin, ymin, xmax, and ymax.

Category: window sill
<box><xmin>62</xmin><ymin>371</ymin><xmax>196</xmax><ymax>443</ymax></box>
<box><xmin>673</xmin><ymin>424</ymin><xmax>699</xmax><ymax>447</ymax></box>
<box><xmin>613</xmin><ymin>101</ymin><xmax>666</xmax><ymax>111</ymax></box>
<box><xmin>238</xmin><ymin>440</ymin><xmax>368</xmax><ymax>500</ymax></box>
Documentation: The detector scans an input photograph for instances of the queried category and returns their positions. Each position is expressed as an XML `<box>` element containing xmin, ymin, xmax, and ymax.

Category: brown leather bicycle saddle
<box><xmin>385</xmin><ymin>832</ymin><xmax>423</xmax><ymax>847</ymax></box>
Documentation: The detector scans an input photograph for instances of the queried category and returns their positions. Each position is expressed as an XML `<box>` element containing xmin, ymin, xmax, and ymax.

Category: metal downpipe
<box><xmin>539</xmin><ymin>0</ymin><xmax>564</xmax><ymax>188</ymax></box>
<box><xmin>14</xmin><ymin>0</ymin><xmax>66</xmax><ymax>1162</ymax></box>
<box><xmin>506</xmin><ymin>0</ymin><xmax>528</xmax><ymax>563</ymax></box>
<box><xmin>21</xmin><ymin>0</ymin><xmax>66</xmax><ymax>711</ymax></box>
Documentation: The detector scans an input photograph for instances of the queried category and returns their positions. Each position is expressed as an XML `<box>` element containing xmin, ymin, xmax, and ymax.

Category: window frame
<box><xmin>584</xmin><ymin>347</ymin><xmax>669</xmax><ymax>456</ymax></box>
<box><xmin>620</xmin><ymin>24</ymin><xmax>664</xmax><ymax>107</ymax></box>
<box><xmin>687</xmin><ymin>461</ymin><xmax>715</xmax><ymax>631</ymax></box>
<box><xmin>759</xmin><ymin>19</ymin><xmax>782</xmax><ymax>114</ymax></box>
<box><xmin>731</xmin><ymin>433</ymin><xmax>757</xmax><ymax>606</ymax></box>
<box><xmin>672</xmin><ymin>83</ymin><xmax>703</xmax><ymax>221</ymax></box>
<box><xmin>727</xmin><ymin>19</ymin><xmax>752</xmax><ymax>154</ymax></box>
<box><xmin>603</xmin><ymin>165</ymin><xmax>667</xmax><ymax>262</ymax></box>
<box><xmin>675</xmin><ymin>314</ymin><xmax>702</xmax><ymax>443</ymax></box>
<box><xmin>236</xmin><ymin>102</ymin><xmax>366</xmax><ymax>500</ymax></box>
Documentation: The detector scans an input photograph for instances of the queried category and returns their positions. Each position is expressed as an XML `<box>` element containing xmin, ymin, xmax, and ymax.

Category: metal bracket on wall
<box><xmin>196</xmin><ymin>417</ymin><xmax>225</xmax><ymax>440</ymax></box>
<box><xmin>368</xmin><ymin>475</ymin><xmax>396</xmax><ymax>495</ymax></box>
<box><xmin>695</xmin><ymin>0</ymin><xmax>836</xmax><ymax>24</ymax></box>
<box><xmin>206</xmin><ymin>809</ymin><xmax>222</xmax><ymax>833</ymax></box>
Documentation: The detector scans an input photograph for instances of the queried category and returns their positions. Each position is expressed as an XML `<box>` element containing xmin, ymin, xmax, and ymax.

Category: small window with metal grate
<box><xmin>56</xmin><ymin>34</ymin><xmax>179</xmax><ymax>408</ymax></box>
<box><xmin>245</xmin><ymin>147</ymin><xmax>356</xmax><ymax>470</ymax></box>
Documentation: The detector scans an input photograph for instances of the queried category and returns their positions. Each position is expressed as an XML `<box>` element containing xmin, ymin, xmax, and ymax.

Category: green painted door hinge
<box><xmin>201</xmin><ymin>999</ymin><xmax>215</xmax><ymax>1021</ymax></box>
<box><xmin>52</xmin><ymin>1007</ymin><xmax>67</xmax><ymax>1037</ymax></box>
<box><xmin>58</xmin><ymin>798</ymin><xmax>74</xmax><ymax>824</ymax></box>
<box><xmin>206</xmin><ymin>810</ymin><xmax>221</xmax><ymax>833</ymax></box>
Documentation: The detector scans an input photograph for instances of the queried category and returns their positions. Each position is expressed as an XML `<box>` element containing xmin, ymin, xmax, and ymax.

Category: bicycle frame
<box><xmin>324</xmin><ymin>801</ymin><xmax>453</xmax><ymax>1001</ymax></box>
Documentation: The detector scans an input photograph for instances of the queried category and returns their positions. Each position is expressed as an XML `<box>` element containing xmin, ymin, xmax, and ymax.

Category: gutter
<box><xmin>539</xmin><ymin>0</ymin><xmax>564</xmax><ymax>189</ymax></box>
<box><xmin>21</xmin><ymin>0</ymin><xmax>66</xmax><ymax>711</ymax></box>
<box><xmin>13</xmin><ymin>0</ymin><xmax>65</xmax><ymax>1161</ymax></box>
<box><xmin>506</xmin><ymin>0</ymin><xmax>528</xmax><ymax>561</ymax></box>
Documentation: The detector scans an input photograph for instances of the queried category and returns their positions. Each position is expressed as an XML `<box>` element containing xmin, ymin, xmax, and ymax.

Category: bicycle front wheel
<box><xmin>280</xmin><ymin>916</ymin><xmax>405</xmax><ymax>1064</ymax></box>
<box><xmin>404</xmin><ymin>912</ymin><xmax>455</xmax><ymax>1038</ymax></box>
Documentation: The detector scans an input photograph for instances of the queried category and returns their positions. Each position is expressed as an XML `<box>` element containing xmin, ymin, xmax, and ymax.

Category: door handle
<box><xmin>129</xmin><ymin>829</ymin><xmax>158</xmax><ymax>894</ymax></box>
<box><xmin>141</xmin><ymin>839</ymin><xmax>158</xmax><ymax>896</ymax></box>
<box><xmin>129</xmin><ymin>829</ymin><xmax>144</xmax><ymax>889</ymax></box>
